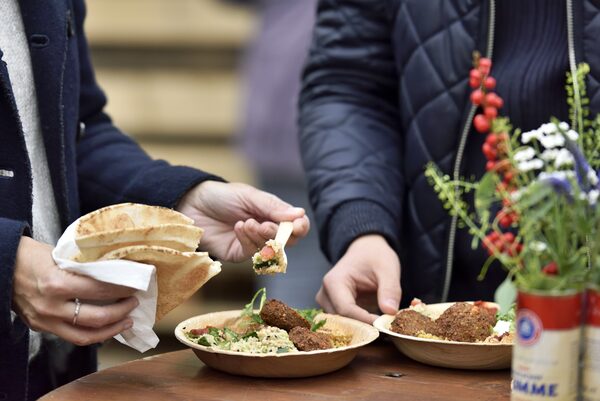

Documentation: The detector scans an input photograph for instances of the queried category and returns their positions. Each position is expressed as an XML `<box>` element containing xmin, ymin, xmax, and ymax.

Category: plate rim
<box><xmin>372</xmin><ymin>305</ymin><xmax>513</xmax><ymax>347</ymax></box>
<box><xmin>175</xmin><ymin>309</ymin><xmax>380</xmax><ymax>358</ymax></box>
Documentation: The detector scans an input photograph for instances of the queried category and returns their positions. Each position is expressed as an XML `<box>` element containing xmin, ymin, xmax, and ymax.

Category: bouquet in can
<box><xmin>425</xmin><ymin>57</ymin><xmax>600</xmax><ymax>297</ymax></box>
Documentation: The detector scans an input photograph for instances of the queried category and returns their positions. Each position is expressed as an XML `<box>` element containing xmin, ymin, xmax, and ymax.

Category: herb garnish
<box><xmin>242</xmin><ymin>288</ymin><xmax>267</xmax><ymax>324</ymax></box>
<box><xmin>296</xmin><ymin>308</ymin><xmax>327</xmax><ymax>331</ymax></box>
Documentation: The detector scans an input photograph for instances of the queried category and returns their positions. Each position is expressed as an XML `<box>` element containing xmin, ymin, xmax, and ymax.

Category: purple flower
<box><xmin>564</xmin><ymin>139</ymin><xmax>594</xmax><ymax>192</ymax></box>
<box><xmin>538</xmin><ymin>172</ymin><xmax>574</xmax><ymax>202</ymax></box>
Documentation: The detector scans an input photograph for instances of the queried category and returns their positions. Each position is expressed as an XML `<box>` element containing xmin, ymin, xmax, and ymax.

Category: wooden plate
<box><xmin>373</xmin><ymin>302</ymin><xmax>512</xmax><ymax>370</ymax></box>
<box><xmin>175</xmin><ymin>310</ymin><xmax>379</xmax><ymax>378</ymax></box>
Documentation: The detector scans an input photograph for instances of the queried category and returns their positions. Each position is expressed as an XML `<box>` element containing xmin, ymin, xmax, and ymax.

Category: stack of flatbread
<box><xmin>73</xmin><ymin>203</ymin><xmax>221</xmax><ymax>321</ymax></box>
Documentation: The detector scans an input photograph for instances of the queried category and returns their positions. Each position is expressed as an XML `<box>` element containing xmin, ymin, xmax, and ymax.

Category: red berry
<box><xmin>482</xmin><ymin>142</ymin><xmax>497</xmax><ymax>160</ymax></box>
<box><xmin>484</xmin><ymin>106</ymin><xmax>498</xmax><ymax>120</ymax></box>
<box><xmin>541</xmin><ymin>262</ymin><xmax>559</xmax><ymax>276</ymax></box>
<box><xmin>470</xmin><ymin>69</ymin><xmax>483</xmax><ymax>80</ymax></box>
<box><xmin>469</xmin><ymin>77</ymin><xmax>481</xmax><ymax>88</ymax></box>
<box><xmin>484</xmin><ymin>77</ymin><xmax>497</xmax><ymax>90</ymax></box>
<box><xmin>504</xmin><ymin>170</ymin><xmax>514</xmax><ymax>182</ymax></box>
<box><xmin>488</xmin><ymin>231</ymin><xmax>500</xmax><ymax>240</ymax></box>
<box><xmin>507</xmin><ymin>243</ymin><xmax>521</xmax><ymax>257</ymax></box>
<box><xmin>499</xmin><ymin>215</ymin><xmax>512</xmax><ymax>228</ymax></box>
<box><xmin>479</xmin><ymin>58</ymin><xmax>492</xmax><ymax>68</ymax></box>
<box><xmin>470</xmin><ymin>89</ymin><xmax>484</xmax><ymax>105</ymax></box>
<box><xmin>474</xmin><ymin>114</ymin><xmax>490</xmax><ymax>133</ymax></box>
<box><xmin>485</xmin><ymin>93</ymin><xmax>504</xmax><ymax>109</ymax></box>
<box><xmin>485</xmin><ymin>133</ymin><xmax>498</xmax><ymax>146</ymax></box>
<box><xmin>486</xmin><ymin>160</ymin><xmax>496</xmax><ymax>171</ymax></box>
<box><xmin>503</xmin><ymin>232</ymin><xmax>515</xmax><ymax>242</ymax></box>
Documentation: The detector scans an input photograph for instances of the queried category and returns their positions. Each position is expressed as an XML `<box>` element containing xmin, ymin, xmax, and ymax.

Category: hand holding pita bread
<box><xmin>176</xmin><ymin>181</ymin><xmax>310</xmax><ymax>262</ymax></box>
<box><xmin>12</xmin><ymin>237</ymin><xmax>138</xmax><ymax>346</ymax></box>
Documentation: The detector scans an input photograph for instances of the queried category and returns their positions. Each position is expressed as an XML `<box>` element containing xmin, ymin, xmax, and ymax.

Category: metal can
<box><xmin>583</xmin><ymin>286</ymin><xmax>600</xmax><ymax>401</ymax></box>
<box><xmin>511</xmin><ymin>290</ymin><xmax>583</xmax><ymax>401</ymax></box>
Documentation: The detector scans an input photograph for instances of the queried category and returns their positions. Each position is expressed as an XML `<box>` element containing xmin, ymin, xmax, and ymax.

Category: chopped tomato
<box><xmin>410</xmin><ymin>298</ymin><xmax>423</xmax><ymax>307</ymax></box>
<box><xmin>189</xmin><ymin>327</ymin><xmax>210</xmax><ymax>336</ymax></box>
<box><xmin>474</xmin><ymin>300</ymin><xmax>498</xmax><ymax>316</ymax></box>
<box><xmin>260</xmin><ymin>245</ymin><xmax>276</xmax><ymax>260</ymax></box>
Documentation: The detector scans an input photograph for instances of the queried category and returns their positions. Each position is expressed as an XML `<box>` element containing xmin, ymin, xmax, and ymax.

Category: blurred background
<box><xmin>86</xmin><ymin>0</ymin><xmax>327</xmax><ymax>368</ymax></box>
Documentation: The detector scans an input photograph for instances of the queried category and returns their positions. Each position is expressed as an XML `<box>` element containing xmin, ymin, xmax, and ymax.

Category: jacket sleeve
<box><xmin>0</xmin><ymin>218</ymin><xmax>30</xmax><ymax>336</ymax></box>
<box><xmin>73</xmin><ymin>0</ymin><xmax>224</xmax><ymax>214</ymax></box>
<box><xmin>299</xmin><ymin>0</ymin><xmax>404</xmax><ymax>262</ymax></box>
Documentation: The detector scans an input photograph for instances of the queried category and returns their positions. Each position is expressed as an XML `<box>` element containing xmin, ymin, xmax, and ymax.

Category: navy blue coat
<box><xmin>300</xmin><ymin>0</ymin><xmax>600</xmax><ymax>304</ymax></box>
<box><xmin>0</xmin><ymin>1</ymin><xmax>220</xmax><ymax>400</ymax></box>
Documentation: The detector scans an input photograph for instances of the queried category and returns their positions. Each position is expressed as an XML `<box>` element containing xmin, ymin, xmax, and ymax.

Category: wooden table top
<box><xmin>40</xmin><ymin>340</ymin><xmax>511</xmax><ymax>401</ymax></box>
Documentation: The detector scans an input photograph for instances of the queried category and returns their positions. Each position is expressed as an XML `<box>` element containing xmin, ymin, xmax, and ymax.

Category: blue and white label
<box><xmin>517</xmin><ymin>309</ymin><xmax>542</xmax><ymax>346</ymax></box>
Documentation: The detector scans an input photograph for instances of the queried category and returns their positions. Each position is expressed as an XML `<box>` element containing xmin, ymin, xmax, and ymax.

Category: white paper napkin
<box><xmin>52</xmin><ymin>220</ymin><xmax>159</xmax><ymax>352</ymax></box>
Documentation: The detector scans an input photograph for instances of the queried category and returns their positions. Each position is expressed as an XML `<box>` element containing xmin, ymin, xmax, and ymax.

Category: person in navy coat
<box><xmin>0</xmin><ymin>1</ymin><xmax>308</xmax><ymax>400</ymax></box>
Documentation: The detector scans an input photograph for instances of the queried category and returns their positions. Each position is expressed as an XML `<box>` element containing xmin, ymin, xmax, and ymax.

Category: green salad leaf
<box><xmin>242</xmin><ymin>288</ymin><xmax>267</xmax><ymax>324</ymax></box>
<box><xmin>296</xmin><ymin>308</ymin><xmax>327</xmax><ymax>332</ymax></box>
<box><xmin>496</xmin><ymin>303</ymin><xmax>516</xmax><ymax>331</ymax></box>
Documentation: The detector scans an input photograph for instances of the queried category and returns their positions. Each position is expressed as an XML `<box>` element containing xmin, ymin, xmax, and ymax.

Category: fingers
<box><xmin>316</xmin><ymin>287</ymin><xmax>335</xmax><ymax>313</ymax></box>
<box><xmin>288</xmin><ymin>216</ymin><xmax>310</xmax><ymax>245</ymax></box>
<box><xmin>41</xmin><ymin>269</ymin><xmax>137</xmax><ymax>301</ymax></box>
<box><xmin>321</xmin><ymin>275</ymin><xmax>378</xmax><ymax>324</ymax></box>
<box><xmin>57</xmin><ymin>297</ymin><xmax>139</xmax><ymax>329</ymax></box>
<box><xmin>51</xmin><ymin>316</ymin><xmax>134</xmax><ymax>347</ymax></box>
<box><xmin>242</xmin><ymin>185</ymin><xmax>307</xmax><ymax>223</ymax></box>
<box><xmin>375</xmin><ymin>262</ymin><xmax>402</xmax><ymax>315</ymax></box>
<box><xmin>234</xmin><ymin>220</ymin><xmax>258</xmax><ymax>257</ymax></box>
<box><xmin>235</xmin><ymin>219</ymin><xmax>278</xmax><ymax>250</ymax></box>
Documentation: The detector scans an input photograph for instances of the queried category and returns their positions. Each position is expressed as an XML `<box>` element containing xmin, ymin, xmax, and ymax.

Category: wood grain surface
<box><xmin>40</xmin><ymin>340</ymin><xmax>510</xmax><ymax>401</ymax></box>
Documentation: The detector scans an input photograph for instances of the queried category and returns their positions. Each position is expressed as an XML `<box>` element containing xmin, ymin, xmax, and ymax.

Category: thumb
<box><xmin>375</xmin><ymin>263</ymin><xmax>402</xmax><ymax>315</ymax></box>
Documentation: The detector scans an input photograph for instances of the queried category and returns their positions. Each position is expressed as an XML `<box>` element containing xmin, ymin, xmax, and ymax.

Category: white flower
<box><xmin>513</xmin><ymin>147</ymin><xmax>536</xmax><ymax>162</ymax></box>
<box><xmin>541</xmin><ymin>123</ymin><xmax>558</xmax><ymax>134</ymax></box>
<box><xmin>510</xmin><ymin>189</ymin><xmax>523</xmax><ymax>201</ymax></box>
<box><xmin>521</xmin><ymin>129</ymin><xmax>543</xmax><ymax>144</ymax></box>
<box><xmin>539</xmin><ymin>134</ymin><xmax>565</xmax><ymax>149</ymax></box>
<box><xmin>529</xmin><ymin>241</ymin><xmax>548</xmax><ymax>252</ymax></box>
<box><xmin>558</xmin><ymin>121</ymin><xmax>570</xmax><ymax>131</ymax></box>
<box><xmin>518</xmin><ymin>158</ymin><xmax>544</xmax><ymax>172</ymax></box>
<box><xmin>554</xmin><ymin>148</ymin><xmax>574</xmax><ymax>168</ymax></box>
<box><xmin>566</xmin><ymin>129</ymin><xmax>579</xmax><ymax>141</ymax></box>
<box><xmin>588</xmin><ymin>170</ymin><xmax>599</xmax><ymax>186</ymax></box>
<box><xmin>540</xmin><ymin>149</ymin><xmax>559</xmax><ymax>161</ymax></box>
<box><xmin>538</xmin><ymin>171</ymin><xmax>575</xmax><ymax>181</ymax></box>
<box><xmin>589</xmin><ymin>190</ymin><xmax>599</xmax><ymax>206</ymax></box>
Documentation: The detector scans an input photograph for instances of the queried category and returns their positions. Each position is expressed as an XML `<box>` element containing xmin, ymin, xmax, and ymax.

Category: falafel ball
<box><xmin>390</xmin><ymin>309</ymin><xmax>436</xmax><ymax>336</ymax></box>
<box><xmin>259</xmin><ymin>299</ymin><xmax>310</xmax><ymax>332</ymax></box>
<box><xmin>434</xmin><ymin>302</ymin><xmax>496</xmax><ymax>342</ymax></box>
<box><xmin>289</xmin><ymin>326</ymin><xmax>332</xmax><ymax>351</ymax></box>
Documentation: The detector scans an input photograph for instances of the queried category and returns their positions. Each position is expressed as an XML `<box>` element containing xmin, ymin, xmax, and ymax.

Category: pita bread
<box><xmin>74</xmin><ymin>223</ymin><xmax>203</xmax><ymax>262</ymax></box>
<box><xmin>100</xmin><ymin>245</ymin><xmax>221</xmax><ymax>321</ymax></box>
<box><xmin>76</xmin><ymin>203</ymin><xmax>194</xmax><ymax>238</ymax></box>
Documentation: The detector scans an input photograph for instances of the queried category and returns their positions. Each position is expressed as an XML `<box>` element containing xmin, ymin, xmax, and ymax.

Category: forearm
<box><xmin>73</xmin><ymin>0</ymin><xmax>224</xmax><ymax>213</ymax></box>
<box><xmin>299</xmin><ymin>0</ymin><xmax>404</xmax><ymax>262</ymax></box>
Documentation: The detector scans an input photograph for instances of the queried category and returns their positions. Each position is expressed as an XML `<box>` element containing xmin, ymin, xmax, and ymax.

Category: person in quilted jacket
<box><xmin>299</xmin><ymin>0</ymin><xmax>600</xmax><ymax>322</ymax></box>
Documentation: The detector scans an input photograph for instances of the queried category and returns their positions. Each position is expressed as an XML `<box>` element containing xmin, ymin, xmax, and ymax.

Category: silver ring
<box><xmin>72</xmin><ymin>298</ymin><xmax>82</xmax><ymax>326</ymax></box>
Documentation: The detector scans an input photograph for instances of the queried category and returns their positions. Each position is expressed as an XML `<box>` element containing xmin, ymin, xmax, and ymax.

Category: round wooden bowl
<box><xmin>373</xmin><ymin>302</ymin><xmax>512</xmax><ymax>370</ymax></box>
<box><xmin>175</xmin><ymin>310</ymin><xmax>379</xmax><ymax>378</ymax></box>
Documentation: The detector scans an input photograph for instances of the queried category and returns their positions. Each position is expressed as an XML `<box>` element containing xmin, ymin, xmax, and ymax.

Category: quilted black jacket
<box><xmin>299</xmin><ymin>0</ymin><xmax>600</xmax><ymax>304</ymax></box>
